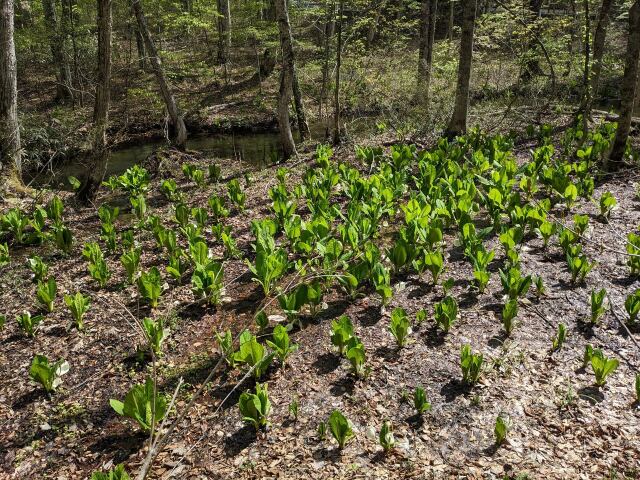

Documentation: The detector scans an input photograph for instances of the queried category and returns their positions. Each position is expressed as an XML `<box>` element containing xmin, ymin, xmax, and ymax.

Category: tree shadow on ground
<box><xmin>423</xmin><ymin>325</ymin><xmax>446</xmax><ymax>347</ymax></box>
<box><xmin>89</xmin><ymin>431</ymin><xmax>147</xmax><ymax>464</ymax></box>
<box><xmin>374</xmin><ymin>345</ymin><xmax>401</xmax><ymax>362</ymax></box>
<box><xmin>312</xmin><ymin>352</ymin><xmax>341</xmax><ymax>375</ymax></box>
<box><xmin>312</xmin><ymin>446</ymin><xmax>343</xmax><ymax>463</ymax></box>
<box><xmin>224</xmin><ymin>425</ymin><xmax>256</xmax><ymax>457</ymax></box>
<box><xmin>406</xmin><ymin>413</ymin><xmax>425</xmax><ymax>430</ymax></box>
<box><xmin>440</xmin><ymin>378</ymin><xmax>472</xmax><ymax>403</ymax></box>
<box><xmin>12</xmin><ymin>389</ymin><xmax>47</xmax><ymax>410</ymax></box>
<box><xmin>357</xmin><ymin>305</ymin><xmax>382</xmax><ymax>327</ymax></box>
<box><xmin>329</xmin><ymin>376</ymin><xmax>356</xmax><ymax>397</ymax></box>
<box><xmin>578</xmin><ymin>385</ymin><xmax>605</xmax><ymax>404</ymax></box>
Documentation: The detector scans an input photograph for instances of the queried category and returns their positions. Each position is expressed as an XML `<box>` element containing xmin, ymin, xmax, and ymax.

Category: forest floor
<box><xmin>1</xmin><ymin>124</ymin><xmax>640</xmax><ymax>479</ymax></box>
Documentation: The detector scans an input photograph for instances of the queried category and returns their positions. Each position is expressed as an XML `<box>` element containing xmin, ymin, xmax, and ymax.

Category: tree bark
<box><xmin>333</xmin><ymin>0</ymin><xmax>344</xmax><ymax>144</ymax></box>
<box><xmin>0</xmin><ymin>0</ymin><xmax>22</xmax><ymax>192</ymax></box>
<box><xmin>319</xmin><ymin>1</ymin><xmax>335</xmax><ymax>119</ymax></box>
<box><xmin>417</xmin><ymin>0</ymin><xmax>437</xmax><ymax>105</ymax></box>
<box><xmin>521</xmin><ymin>0</ymin><xmax>544</xmax><ymax>81</ymax></box>
<box><xmin>274</xmin><ymin>0</ymin><xmax>297</xmax><ymax>158</ymax></box>
<box><xmin>132</xmin><ymin>0</ymin><xmax>187</xmax><ymax>149</ymax></box>
<box><xmin>448</xmin><ymin>0</ymin><xmax>454</xmax><ymax>41</ymax></box>
<box><xmin>77</xmin><ymin>0</ymin><xmax>111</xmax><ymax>203</ymax></box>
<box><xmin>609</xmin><ymin>0</ymin><xmax>640</xmax><ymax>167</ymax></box>
<box><xmin>42</xmin><ymin>0</ymin><xmax>73</xmax><ymax>103</ymax></box>
<box><xmin>292</xmin><ymin>71</ymin><xmax>310</xmax><ymax>141</ymax></box>
<box><xmin>445</xmin><ymin>0</ymin><xmax>476</xmax><ymax>138</ymax></box>
<box><xmin>216</xmin><ymin>0</ymin><xmax>231</xmax><ymax>65</ymax></box>
<box><xmin>589</xmin><ymin>0</ymin><xmax>614</xmax><ymax>103</ymax></box>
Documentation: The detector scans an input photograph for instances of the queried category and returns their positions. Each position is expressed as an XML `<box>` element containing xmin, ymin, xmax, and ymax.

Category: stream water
<box><xmin>30</xmin><ymin>118</ymin><xmax>374</xmax><ymax>189</ymax></box>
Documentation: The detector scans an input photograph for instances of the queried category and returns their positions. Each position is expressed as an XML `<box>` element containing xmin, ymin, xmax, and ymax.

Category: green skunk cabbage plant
<box><xmin>64</xmin><ymin>292</ymin><xmax>91</xmax><ymax>330</ymax></box>
<box><xmin>499</xmin><ymin>267</ymin><xmax>531</xmax><ymax>300</ymax></box>
<box><xmin>247</xmin><ymin>248</ymin><xmax>288</xmax><ymax>296</ymax></box>
<box><xmin>460</xmin><ymin>344</ymin><xmax>483</xmax><ymax>385</ymax></box>
<box><xmin>17</xmin><ymin>312</ymin><xmax>44</xmax><ymax>337</ymax></box>
<box><xmin>238</xmin><ymin>383</ymin><xmax>271</xmax><ymax>430</ymax></box>
<box><xmin>166</xmin><ymin>250</ymin><xmax>189</xmax><ymax>282</ymax></box>
<box><xmin>389</xmin><ymin>307</ymin><xmax>410</xmax><ymax>347</ymax></box>
<box><xmin>599</xmin><ymin>191</ymin><xmax>617</xmax><ymax>219</ymax></box>
<box><xmin>234</xmin><ymin>330</ymin><xmax>274</xmax><ymax>379</ymax></box>
<box><xmin>501</xmin><ymin>299</ymin><xmax>518</xmax><ymax>336</ymax></box>
<box><xmin>54</xmin><ymin>224</ymin><xmax>73</xmax><ymax>254</ymax></box>
<box><xmin>137</xmin><ymin>267</ymin><xmax>163</xmax><ymax>307</ymax></box>
<box><xmin>208</xmin><ymin>194</ymin><xmax>229</xmax><ymax>220</ymax></box>
<box><xmin>551</xmin><ymin>323</ymin><xmax>567</xmax><ymax>351</ymax></box>
<box><xmin>227</xmin><ymin>179</ymin><xmax>246</xmax><ymax>210</ymax></box>
<box><xmin>29</xmin><ymin>355</ymin><xmax>69</xmax><ymax>392</ymax></box>
<box><xmin>533</xmin><ymin>274</ymin><xmax>546</xmax><ymax>297</ymax></box>
<box><xmin>160</xmin><ymin>179</ymin><xmax>181</xmax><ymax>202</ymax></box>
<box><xmin>624</xmin><ymin>289</ymin><xmax>640</xmax><ymax>325</ymax></box>
<box><xmin>191</xmin><ymin>261</ymin><xmax>224</xmax><ymax>305</ymax></box>
<box><xmin>91</xmin><ymin>464</ymin><xmax>130</xmax><ymax>480</ymax></box>
<box><xmin>590</xmin><ymin>289</ymin><xmax>607</xmax><ymax>324</ymax></box>
<box><xmin>434</xmin><ymin>295</ymin><xmax>458</xmax><ymax>333</ymax></box>
<box><xmin>27</xmin><ymin>256</ymin><xmax>49</xmax><ymax>282</ymax></box>
<box><xmin>590</xmin><ymin>349</ymin><xmax>619</xmax><ymax>387</ymax></box>
<box><xmin>208</xmin><ymin>164</ymin><xmax>222</xmax><ymax>183</ymax></box>
<box><xmin>572</xmin><ymin>214</ymin><xmax>589</xmax><ymax>237</ymax></box>
<box><xmin>345</xmin><ymin>337</ymin><xmax>366</xmax><ymax>378</ymax></box>
<box><xmin>371</xmin><ymin>262</ymin><xmax>393</xmax><ymax>306</ymax></box>
<box><xmin>566</xmin><ymin>251</ymin><xmax>594</xmax><ymax>284</ymax></box>
<box><xmin>328</xmin><ymin>410</ymin><xmax>354</xmax><ymax>449</ymax></box>
<box><xmin>413</xmin><ymin>386</ymin><xmax>432</xmax><ymax>414</ymax></box>
<box><xmin>0</xmin><ymin>242</ymin><xmax>9</xmax><ymax>267</ymax></box>
<box><xmin>535</xmin><ymin>220</ymin><xmax>556</xmax><ymax>248</ymax></box>
<box><xmin>379</xmin><ymin>421</ymin><xmax>395</xmax><ymax>453</ymax></box>
<box><xmin>331</xmin><ymin>315</ymin><xmax>354</xmax><ymax>355</ymax></box>
<box><xmin>142</xmin><ymin>317</ymin><xmax>170</xmax><ymax>355</ymax></box>
<box><xmin>110</xmin><ymin>377</ymin><xmax>167</xmax><ymax>432</ymax></box>
<box><xmin>494</xmin><ymin>415</ymin><xmax>510</xmax><ymax>445</ymax></box>
<box><xmin>627</xmin><ymin>233</ymin><xmax>640</xmax><ymax>275</ymax></box>
<box><xmin>266</xmin><ymin>324</ymin><xmax>298</xmax><ymax>367</ymax></box>
<box><xmin>120</xmin><ymin>247</ymin><xmax>142</xmax><ymax>284</ymax></box>
<box><xmin>215</xmin><ymin>329</ymin><xmax>235</xmax><ymax>367</ymax></box>
<box><xmin>36</xmin><ymin>277</ymin><xmax>57</xmax><ymax>313</ymax></box>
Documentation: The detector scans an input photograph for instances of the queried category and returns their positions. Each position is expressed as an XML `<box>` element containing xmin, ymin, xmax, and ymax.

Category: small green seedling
<box><xmin>330</xmin><ymin>315</ymin><xmax>354</xmax><ymax>355</ymax></box>
<box><xmin>17</xmin><ymin>312</ymin><xmax>44</xmax><ymax>337</ymax></box>
<box><xmin>413</xmin><ymin>386</ymin><xmax>432</xmax><ymax>414</ymax></box>
<box><xmin>142</xmin><ymin>317</ymin><xmax>170</xmax><ymax>355</ymax></box>
<box><xmin>110</xmin><ymin>377</ymin><xmax>167</xmax><ymax>432</ymax></box>
<box><xmin>434</xmin><ymin>295</ymin><xmax>458</xmax><ymax>333</ymax></box>
<box><xmin>328</xmin><ymin>410</ymin><xmax>354</xmax><ymax>449</ymax></box>
<box><xmin>552</xmin><ymin>323</ymin><xmax>567</xmax><ymax>351</ymax></box>
<box><xmin>379</xmin><ymin>421</ymin><xmax>395</xmax><ymax>453</ymax></box>
<box><xmin>120</xmin><ymin>248</ymin><xmax>142</xmax><ymax>284</ymax></box>
<box><xmin>27</xmin><ymin>256</ymin><xmax>49</xmax><ymax>282</ymax></box>
<box><xmin>590</xmin><ymin>289</ymin><xmax>607</xmax><ymax>324</ymax></box>
<box><xmin>389</xmin><ymin>307</ymin><xmax>410</xmax><ymax>347</ymax></box>
<box><xmin>238</xmin><ymin>383</ymin><xmax>271</xmax><ymax>430</ymax></box>
<box><xmin>460</xmin><ymin>344</ymin><xmax>483</xmax><ymax>385</ymax></box>
<box><xmin>345</xmin><ymin>337</ymin><xmax>366</xmax><ymax>378</ymax></box>
<box><xmin>590</xmin><ymin>349</ymin><xmax>619</xmax><ymax>387</ymax></box>
<box><xmin>36</xmin><ymin>277</ymin><xmax>57</xmax><ymax>313</ymax></box>
<box><xmin>91</xmin><ymin>464</ymin><xmax>130</xmax><ymax>480</ymax></box>
<box><xmin>288</xmin><ymin>396</ymin><xmax>299</xmax><ymax>421</ymax></box>
<box><xmin>64</xmin><ymin>292</ymin><xmax>91</xmax><ymax>330</ymax></box>
<box><xmin>137</xmin><ymin>267</ymin><xmax>163</xmax><ymax>308</ymax></box>
<box><xmin>599</xmin><ymin>191</ymin><xmax>617</xmax><ymax>220</ymax></box>
<box><xmin>266</xmin><ymin>324</ymin><xmax>299</xmax><ymax>367</ymax></box>
<box><xmin>502</xmin><ymin>299</ymin><xmax>518</xmax><ymax>336</ymax></box>
<box><xmin>625</xmin><ymin>289</ymin><xmax>640</xmax><ymax>325</ymax></box>
<box><xmin>29</xmin><ymin>355</ymin><xmax>69</xmax><ymax>393</ymax></box>
<box><xmin>494</xmin><ymin>415</ymin><xmax>510</xmax><ymax>445</ymax></box>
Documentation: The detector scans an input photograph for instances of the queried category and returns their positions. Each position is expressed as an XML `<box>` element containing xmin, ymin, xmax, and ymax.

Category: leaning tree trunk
<box><xmin>0</xmin><ymin>0</ymin><xmax>22</xmax><ymax>192</ymax></box>
<box><xmin>417</xmin><ymin>0</ymin><xmax>438</xmax><ymax>105</ymax></box>
<box><xmin>589</xmin><ymin>0</ymin><xmax>614</xmax><ymax>107</ymax></box>
<box><xmin>77</xmin><ymin>0</ymin><xmax>111</xmax><ymax>203</ymax></box>
<box><xmin>333</xmin><ymin>0</ymin><xmax>344</xmax><ymax>144</ymax></box>
<box><xmin>42</xmin><ymin>0</ymin><xmax>73</xmax><ymax>103</ymax></box>
<box><xmin>608</xmin><ymin>0</ymin><xmax>640</xmax><ymax>168</ymax></box>
<box><xmin>216</xmin><ymin>0</ymin><xmax>231</xmax><ymax>65</ymax></box>
<box><xmin>274</xmin><ymin>0</ymin><xmax>297</xmax><ymax>158</ymax></box>
<box><xmin>132</xmin><ymin>0</ymin><xmax>187</xmax><ymax>149</ymax></box>
<box><xmin>445</xmin><ymin>0</ymin><xmax>477</xmax><ymax>138</ymax></box>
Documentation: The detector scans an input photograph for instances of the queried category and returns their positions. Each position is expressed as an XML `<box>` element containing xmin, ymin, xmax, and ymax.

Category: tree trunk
<box><xmin>365</xmin><ymin>1</ymin><xmax>383</xmax><ymax>49</ymax></box>
<box><xmin>579</xmin><ymin>0</ymin><xmax>591</xmax><ymax>133</ymax></box>
<box><xmin>216</xmin><ymin>0</ymin><xmax>231</xmax><ymax>65</ymax></box>
<box><xmin>609</xmin><ymin>0</ymin><xmax>640</xmax><ymax>167</ymax></box>
<box><xmin>448</xmin><ymin>0</ymin><xmax>454</xmax><ymax>41</ymax></box>
<box><xmin>134</xmin><ymin>23</ymin><xmax>146</xmax><ymax>71</ymax></box>
<box><xmin>445</xmin><ymin>0</ymin><xmax>476</xmax><ymax>138</ymax></box>
<box><xmin>0</xmin><ymin>0</ymin><xmax>22</xmax><ymax>192</ymax></box>
<box><xmin>292</xmin><ymin>71</ymin><xmax>310</xmax><ymax>141</ymax></box>
<box><xmin>589</xmin><ymin>0</ymin><xmax>614</xmax><ymax>103</ymax></box>
<box><xmin>333</xmin><ymin>0</ymin><xmax>344</xmax><ymax>144</ymax></box>
<box><xmin>77</xmin><ymin>0</ymin><xmax>111</xmax><ymax>203</ymax></box>
<box><xmin>520</xmin><ymin>0</ymin><xmax>544</xmax><ymax>82</ymax></box>
<box><xmin>417</xmin><ymin>0</ymin><xmax>437</xmax><ymax>105</ymax></box>
<box><xmin>274</xmin><ymin>0</ymin><xmax>297</xmax><ymax>158</ymax></box>
<box><xmin>132</xmin><ymin>0</ymin><xmax>187</xmax><ymax>149</ymax></box>
<box><xmin>42</xmin><ymin>0</ymin><xmax>73</xmax><ymax>103</ymax></box>
<box><xmin>319</xmin><ymin>1</ymin><xmax>335</xmax><ymax>119</ymax></box>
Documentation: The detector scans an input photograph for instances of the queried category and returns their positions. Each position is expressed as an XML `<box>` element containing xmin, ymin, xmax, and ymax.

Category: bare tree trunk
<box><xmin>319</xmin><ymin>1</ymin><xmax>335</xmax><ymax>120</ymax></box>
<box><xmin>333</xmin><ymin>0</ymin><xmax>344</xmax><ymax>144</ymax></box>
<box><xmin>216</xmin><ymin>0</ymin><xmax>231</xmax><ymax>65</ymax></box>
<box><xmin>132</xmin><ymin>0</ymin><xmax>187</xmax><ymax>149</ymax></box>
<box><xmin>445</xmin><ymin>0</ymin><xmax>476</xmax><ymax>138</ymax></box>
<box><xmin>609</xmin><ymin>0</ymin><xmax>640</xmax><ymax>167</ymax></box>
<box><xmin>564</xmin><ymin>0</ymin><xmax>578</xmax><ymax>77</ymax></box>
<box><xmin>78</xmin><ymin>0</ymin><xmax>111</xmax><ymax>203</ymax></box>
<box><xmin>292</xmin><ymin>71</ymin><xmax>310</xmax><ymax>141</ymax></box>
<box><xmin>42</xmin><ymin>0</ymin><xmax>73</xmax><ymax>103</ymax></box>
<box><xmin>274</xmin><ymin>0</ymin><xmax>297</xmax><ymax>158</ymax></box>
<box><xmin>417</xmin><ymin>0</ymin><xmax>437</xmax><ymax>105</ymax></box>
<box><xmin>0</xmin><ymin>0</ymin><xmax>22</xmax><ymax>192</ymax></box>
<box><xmin>589</xmin><ymin>0</ymin><xmax>614</xmax><ymax>104</ymax></box>
<box><xmin>448</xmin><ymin>0</ymin><xmax>454</xmax><ymax>41</ymax></box>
